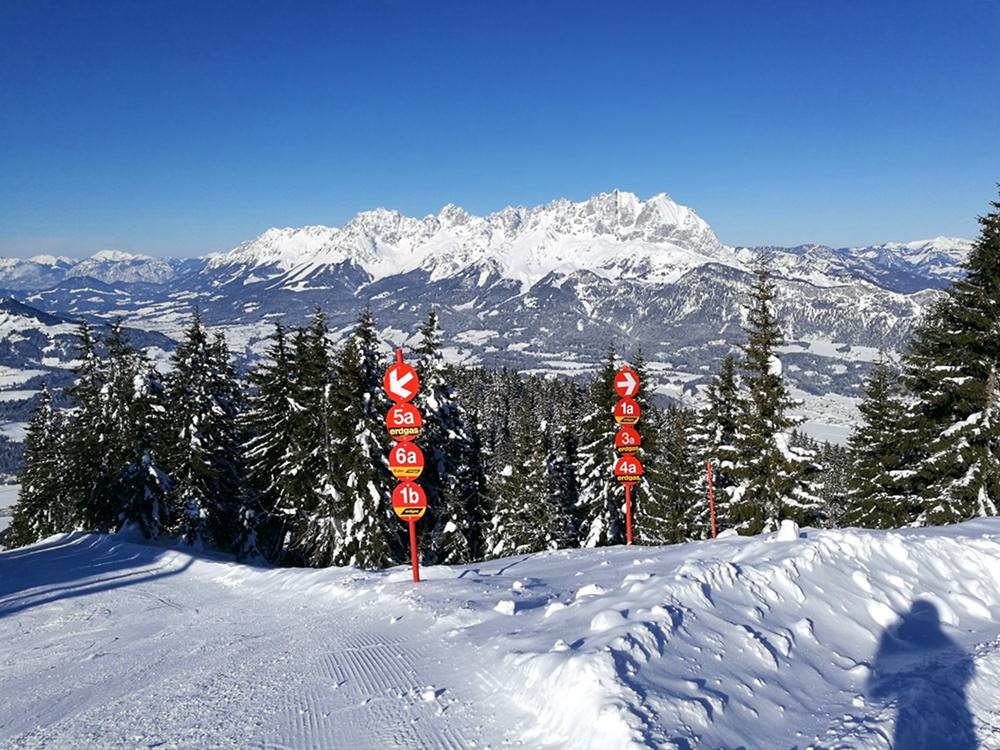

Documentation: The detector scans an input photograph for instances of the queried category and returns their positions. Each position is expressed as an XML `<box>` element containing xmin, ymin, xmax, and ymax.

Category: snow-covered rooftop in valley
<box><xmin>3</xmin><ymin>522</ymin><xmax>1000</xmax><ymax>748</ymax></box>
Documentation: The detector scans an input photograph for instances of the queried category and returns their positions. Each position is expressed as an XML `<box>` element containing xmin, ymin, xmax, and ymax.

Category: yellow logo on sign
<box><xmin>391</xmin><ymin>466</ymin><xmax>424</xmax><ymax>480</ymax></box>
<box><xmin>394</xmin><ymin>506</ymin><xmax>426</xmax><ymax>520</ymax></box>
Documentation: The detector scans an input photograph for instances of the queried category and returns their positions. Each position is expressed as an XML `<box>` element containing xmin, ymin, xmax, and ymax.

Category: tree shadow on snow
<box><xmin>0</xmin><ymin>533</ymin><xmax>193</xmax><ymax>618</ymax></box>
<box><xmin>867</xmin><ymin>599</ymin><xmax>977</xmax><ymax>749</ymax></box>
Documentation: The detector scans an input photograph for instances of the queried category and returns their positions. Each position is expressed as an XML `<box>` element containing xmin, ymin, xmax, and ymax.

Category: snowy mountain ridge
<box><xmin>205</xmin><ymin>191</ymin><xmax>730</xmax><ymax>289</ymax></box>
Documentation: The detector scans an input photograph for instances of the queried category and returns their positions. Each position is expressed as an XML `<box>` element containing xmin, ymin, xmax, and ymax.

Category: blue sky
<box><xmin>1</xmin><ymin>0</ymin><xmax>998</xmax><ymax>258</ymax></box>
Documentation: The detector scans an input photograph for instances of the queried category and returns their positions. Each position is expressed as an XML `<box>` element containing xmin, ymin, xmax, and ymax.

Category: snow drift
<box><xmin>2</xmin><ymin>521</ymin><xmax>1000</xmax><ymax>748</ymax></box>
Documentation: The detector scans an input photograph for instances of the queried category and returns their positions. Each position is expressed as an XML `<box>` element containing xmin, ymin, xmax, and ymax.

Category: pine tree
<box><xmin>240</xmin><ymin>324</ymin><xmax>297</xmax><ymax>562</ymax></box>
<box><xmin>900</xmin><ymin>190</ymin><xmax>1000</xmax><ymax>523</ymax></box>
<box><xmin>487</xmin><ymin>389</ymin><xmax>556</xmax><ymax>556</ymax></box>
<box><xmin>161</xmin><ymin>316</ymin><xmax>243</xmax><ymax>550</ymax></box>
<box><xmin>331</xmin><ymin>310</ymin><xmax>400</xmax><ymax>568</ymax></box>
<box><xmin>699</xmin><ymin>354</ymin><xmax>741</xmax><ymax>530</ymax></box>
<box><xmin>104</xmin><ymin>326</ymin><xmax>171</xmax><ymax>538</ymax></box>
<box><xmin>63</xmin><ymin>322</ymin><xmax>113</xmax><ymax>531</ymax></box>
<box><xmin>413</xmin><ymin>310</ymin><xmax>477</xmax><ymax>564</ymax></box>
<box><xmin>843</xmin><ymin>359</ymin><xmax>917</xmax><ymax>528</ymax></box>
<box><xmin>575</xmin><ymin>346</ymin><xmax>623</xmax><ymax>547</ymax></box>
<box><xmin>815</xmin><ymin>439</ymin><xmax>853</xmax><ymax>527</ymax></box>
<box><xmin>730</xmin><ymin>257</ymin><xmax>821</xmax><ymax>534</ymax></box>
<box><xmin>643</xmin><ymin>405</ymin><xmax>707</xmax><ymax>543</ymax></box>
<box><xmin>542</xmin><ymin>378</ymin><xmax>581</xmax><ymax>549</ymax></box>
<box><xmin>8</xmin><ymin>386</ymin><xmax>70</xmax><ymax>547</ymax></box>
<box><xmin>287</xmin><ymin>311</ymin><xmax>345</xmax><ymax>567</ymax></box>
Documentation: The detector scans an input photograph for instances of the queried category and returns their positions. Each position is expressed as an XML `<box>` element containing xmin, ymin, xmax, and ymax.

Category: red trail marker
<box><xmin>386</xmin><ymin>403</ymin><xmax>422</xmax><ymax>442</ymax></box>
<box><xmin>611</xmin><ymin>366</ymin><xmax>642</xmax><ymax>545</ymax></box>
<box><xmin>388</xmin><ymin>442</ymin><xmax>425</xmax><ymax>481</ymax></box>
<box><xmin>383</xmin><ymin>350</ymin><xmax>419</xmax><ymax>403</ymax></box>
<box><xmin>613</xmin><ymin>397</ymin><xmax>641</xmax><ymax>425</ymax></box>
<box><xmin>614</xmin><ymin>367</ymin><xmax>640</xmax><ymax>398</ymax></box>
<box><xmin>384</xmin><ymin>348</ymin><xmax>425</xmax><ymax>583</ymax></box>
<box><xmin>614</xmin><ymin>426</ymin><xmax>641</xmax><ymax>455</ymax></box>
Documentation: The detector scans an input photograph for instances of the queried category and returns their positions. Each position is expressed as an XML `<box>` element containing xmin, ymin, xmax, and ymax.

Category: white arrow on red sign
<box><xmin>614</xmin><ymin>367</ymin><xmax>639</xmax><ymax>398</ymax></box>
<box><xmin>383</xmin><ymin>353</ymin><xmax>419</xmax><ymax>403</ymax></box>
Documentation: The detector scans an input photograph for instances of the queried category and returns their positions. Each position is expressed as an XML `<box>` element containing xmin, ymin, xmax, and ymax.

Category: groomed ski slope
<box><xmin>2</xmin><ymin>522</ymin><xmax>1000</xmax><ymax>749</ymax></box>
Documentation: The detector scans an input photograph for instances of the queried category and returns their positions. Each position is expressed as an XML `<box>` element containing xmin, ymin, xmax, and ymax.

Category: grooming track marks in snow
<box><xmin>2</xmin><ymin>522</ymin><xmax>1000</xmax><ymax>748</ymax></box>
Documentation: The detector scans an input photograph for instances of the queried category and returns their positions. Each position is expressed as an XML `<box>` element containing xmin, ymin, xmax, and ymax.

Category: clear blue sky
<box><xmin>2</xmin><ymin>0</ymin><xmax>998</xmax><ymax>258</ymax></box>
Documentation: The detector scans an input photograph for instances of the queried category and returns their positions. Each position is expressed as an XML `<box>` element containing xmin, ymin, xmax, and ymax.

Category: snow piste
<box><xmin>2</xmin><ymin>521</ymin><xmax>1000</xmax><ymax>748</ymax></box>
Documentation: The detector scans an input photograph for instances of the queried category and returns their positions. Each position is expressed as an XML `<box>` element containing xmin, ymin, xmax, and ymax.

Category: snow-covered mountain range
<box><xmin>0</xmin><ymin>191</ymin><xmax>974</xmax><ymax>439</ymax></box>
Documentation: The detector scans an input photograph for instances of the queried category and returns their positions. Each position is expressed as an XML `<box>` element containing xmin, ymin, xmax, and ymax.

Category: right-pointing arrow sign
<box><xmin>614</xmin><ymin>367</ymin><xmax>639</xmax><ymax>398</ymax></box>
<box><xmin>384</xmin><ymin>361</ymin><xmax>419</xmax><ymax>403</ymax></box>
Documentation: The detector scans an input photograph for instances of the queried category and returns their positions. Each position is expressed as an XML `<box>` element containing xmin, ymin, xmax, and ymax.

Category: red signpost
<box><xmin>384</xmin><ymin>349</ymin><xmax>424</xmax><ymax>582</ymax></box>
<box><xmin>706</xmin><ymin>462</ymin><xmax>718</xmax><ymax>540</ymax></box>
<box><xmin>612</xmin><ymin>367</ymin><xmax>642</xmax><ymax>545</ymax></box>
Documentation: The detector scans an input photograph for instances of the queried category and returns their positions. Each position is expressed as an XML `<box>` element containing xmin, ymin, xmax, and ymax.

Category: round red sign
<box><xmin>388</xmin><ymin>442</ymin><xmax>425</xmax><ymax>481</ymax></box>
<box><xmin>392</xmin><ymin>482</ymin><xmax>427</xmax><ymax>521</ymax></box>
<box><xmin>614</xmin><ymin>426</ymin><xmax>641</xmax><ymax>454</ymax></box>
<box><xmin>613</xmin><ymin>397</ymin><xmax>641</xmax><ymax>425</ymax></box>
<box><xmin>385</xmin><ymin>402</ymin><xmax>422</xmax><ymax>442</ymax></box>
<box><xmin>383</xmin><ymin>361</ymin><xmax>420</xmax><ymax>403</ymax></box>
<box><xmin>614</xmin><ymin>455</ymin><xmax>644</xmax><ymax>485</ymax></box>
<box><xmin>613</xmin><ymin>367</ymin><xmax>640</xmax><ymax>399</ymax></box>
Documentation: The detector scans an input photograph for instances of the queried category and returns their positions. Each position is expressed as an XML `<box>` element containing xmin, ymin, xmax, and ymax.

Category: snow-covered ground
<box><xmin>2</xmin><ymin>522</ymin><xmax>1000</xmax><ymax>749</ymax></box>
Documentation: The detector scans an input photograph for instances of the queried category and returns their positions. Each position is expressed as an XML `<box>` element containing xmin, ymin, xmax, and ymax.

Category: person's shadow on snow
<box><xmin>868</xmin><ymin>599</ymin><xmax>976</xmax><ymax>749</ymax></box>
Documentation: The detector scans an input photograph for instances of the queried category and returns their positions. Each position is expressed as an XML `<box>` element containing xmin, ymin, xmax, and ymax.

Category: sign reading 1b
<box><xmin>392</xmin><ymin>482</ymin><xmax>427</xmax><ymax>521</ymax></box>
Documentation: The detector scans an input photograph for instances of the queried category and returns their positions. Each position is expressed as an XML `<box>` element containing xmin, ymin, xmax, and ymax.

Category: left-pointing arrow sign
<box><xmin>383</xmin><ymin>361</ymin><xmax>419</xmax><ymax>403</ymax></box>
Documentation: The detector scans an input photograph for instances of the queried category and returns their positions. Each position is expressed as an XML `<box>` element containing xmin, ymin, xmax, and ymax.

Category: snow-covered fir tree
<box><xmin>541</xmin><ymin>377</ymin><xmax>581</xmax><ymax>548</ymax></box>
<box><xmin>843</xmin><ymin>359</ymin><xmax>918</xmax><ymax>528</ymax></box>
<box><xmin>413</xmin><ymin>310</ymin><xmax>477</xmax><ymax>564</ymax></box>
<box><xmin>286</xmin><ymin>312</ymin><xmax>345</xmax><ymax>567</ymax></box>
<box><xmin>730</xmin><ymin>258</ymin><xmax>821</xmax><ymax>534</ymax></box>
<box><xmin>63</xmin><ymin>321</ymin><xmax>114</xmax><ymax>531</ymax></box>
<box><xmin>161</xmin><ymin>315</ymin><xmax>243</xmax><ymax>550</ymax></box>
<box><xmin>813</xmin><ymin>439</ymin><xmax>852</xmax><ymax>527</ymax></box>
<box><xmin>104</xmin><ymin>325</ymin><xmax>171</xmax><ymax>539</ymax></box>
<box><xmin>645</xmin><ymin>405</ymin><xmax>707</xmax><ymax>543</ymax></box>
<box><xmin>575</xmin><ymin>346</ymin><xmax>624</xmax><ymax>547</ymax></box>
<box><xmin>240</xmin><ymin>324</ymin><xmax>298</xmax><ymax>562</ymax></box>
<box><xmin>8</xmin><ymin>386</ymin><xmax>70</xmax><ymax>547</ymax></box>
<box><xmin>900</xmin><ymin>191</ymin><xmax>1000</xmax><ymax>523</ymax></box>
<box><xmin>486</xmin><ymin>388</ymin><xmax>559</xmax><ymax>556</ymax></box>
<box><xmin>699</xmin><ymin>354</ymin><xmax>741</xmax><ymax>531</ymax></box>
<box><xmin>330</xmin><ymin>310</ymin><xmax>400</xmax><ymax>568</ymax></box>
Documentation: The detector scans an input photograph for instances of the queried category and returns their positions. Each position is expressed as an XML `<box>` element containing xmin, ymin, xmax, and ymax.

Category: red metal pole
<box><xmin>706</xmin><ymin>462</ymin><xmax>717</xmax><ymax>540</ymax></box>
<box><xmin>625</xmin><ymin>483</ymin><xmax>633</xmax><ymax>545</ymax></box>
<box><xmin>395</xmin><ymin>348</ymin><xmax>404</xmax><ymax>365</ymax></box>
<box><xmin>409</xmin><ymin>520</ymin><xmax>420</xmax><ymax>582</ymax></box>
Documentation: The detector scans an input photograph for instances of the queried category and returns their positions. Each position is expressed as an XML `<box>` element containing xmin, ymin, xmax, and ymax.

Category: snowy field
<box><xmin>2</xmin><ymin>522</ymin><xmax>1000</xmax><ymax>749</ymax></box>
